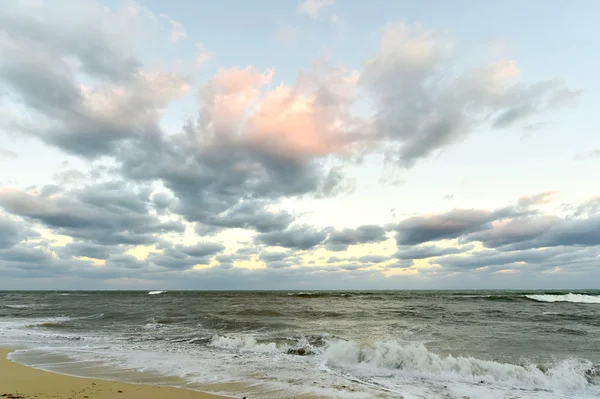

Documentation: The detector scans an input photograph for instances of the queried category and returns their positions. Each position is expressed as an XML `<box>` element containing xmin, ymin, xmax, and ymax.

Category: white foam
<box><xmin>526</xmin><ymin>293</ymin><xmax>600</xmax><ymax>303</ymax></box>
<box><xmin>323</xmin><ymin>340</ymin><xmax>597</xmax><ymax>394</ymax></box>
<box><xmin>148</xmin><ymin>291</ymin><xmax>167</xmax><ymax>295</ymax></box>
<box><xmin>210</xmin><ymin>334</ymin><xmax>281</xmax><ymax>353</ymax></box>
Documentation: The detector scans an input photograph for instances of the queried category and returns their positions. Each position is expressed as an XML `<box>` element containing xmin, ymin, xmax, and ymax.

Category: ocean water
<box><xmin>1</xmin><ymin>290</ymin><xmax>600</xmax><ymax>399</ymax></box>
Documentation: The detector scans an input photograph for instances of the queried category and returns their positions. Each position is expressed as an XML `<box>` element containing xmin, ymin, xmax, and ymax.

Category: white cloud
<box><xmin>298</xmin><ymin>0</ymin><xmax>335</xmax><ymax>20</ymax></box>
<box><xmin>160</xmin><ymin>13</ymin><xmax>187</xmax><ymax>43</ymax></box>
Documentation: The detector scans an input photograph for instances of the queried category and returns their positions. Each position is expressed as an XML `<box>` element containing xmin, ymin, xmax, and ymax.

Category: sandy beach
<box><xmin>0</xmin><ymin>349</ymin><xmax>229</xmax><ymax>399</ymax></box>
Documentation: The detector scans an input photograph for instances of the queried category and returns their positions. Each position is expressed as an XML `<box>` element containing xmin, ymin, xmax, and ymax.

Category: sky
<box><xmin>0</xmin><ymin>0</ymin><xmax>598</xmax><ymax>290</ymax></box>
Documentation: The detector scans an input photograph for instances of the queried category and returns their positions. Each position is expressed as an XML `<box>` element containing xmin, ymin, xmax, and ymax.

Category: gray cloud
<box><xmin>205</xmin><ymin>201</ymin><xmax>294</xmax><ymax>233</ymax></box>
<box><xmin>394</xmin><ymin>209</ymin><xmax>499</xmax><ymax>245</ymax></box>
<box><xmin>259</xmin><ymin>251</ymin><xmax>292</xmax><ymax>262</ymax></box>
<box><xmin>0</xmin><ymin>215</ymin><xmax>37</xmax><ymax>249</ymax></box>
<box><xmin>325</xmin><ymin>225</ymin><xmax>388</xmax><ymax>251</ymax></box>
<box><xmin>0</xmin><ymin>183</ymin><xmax>185</xmax><ymax>246</ymax></box>
<box><xmin>255</xmin><ymin>225</ymin><xmax>329</xmax><ymax>250</ymax></box>
<box><xmin>177</xmin><ymin>242</ymin><xmax>225</xmax><ymax>257</ymax></box>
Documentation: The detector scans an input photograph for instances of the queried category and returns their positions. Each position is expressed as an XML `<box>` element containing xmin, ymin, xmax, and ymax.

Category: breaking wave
<box><xmin>148</xmin><ymin>291</ymin><xmax>167</xmax><ymax>295</ymax></box>
<box><xmin>323</xmin><ymin>340</ymin><xmax>599</xmax><ymax>393</ymax></box>
<box><xmin>526</xmin><ymin>293</ymin><xmax>600</xmax><ymax>304</ymax></box>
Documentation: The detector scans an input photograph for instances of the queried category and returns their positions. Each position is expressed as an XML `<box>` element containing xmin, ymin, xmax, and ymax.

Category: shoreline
<box><xmin>0</xmin><ymin>348</ymin><xmax>237</xmax><ymax>399</ymax></box>
<box><xmin>1</xmin><ymin>348</ymin><xmax>328</xmax><ymax>399</ymax></box>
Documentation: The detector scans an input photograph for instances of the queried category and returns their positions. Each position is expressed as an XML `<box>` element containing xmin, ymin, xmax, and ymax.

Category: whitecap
<box><xmin>526</xmin><ymin>293</ymin><xmax>600</xmax><ymax>304</ymax></box>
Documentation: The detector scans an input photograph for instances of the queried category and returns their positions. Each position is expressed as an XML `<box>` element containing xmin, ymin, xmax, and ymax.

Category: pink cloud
<box><xmin>195</xmin><ymin>63</ymin><xmax>365</xmax><ymax>159</ymax></box>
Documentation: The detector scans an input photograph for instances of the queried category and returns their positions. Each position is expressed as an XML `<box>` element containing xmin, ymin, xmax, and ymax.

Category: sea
<box><xmin>1</xmin><ymin>290</ymin><xmax>599</xmax><ymax>399</ymax></box>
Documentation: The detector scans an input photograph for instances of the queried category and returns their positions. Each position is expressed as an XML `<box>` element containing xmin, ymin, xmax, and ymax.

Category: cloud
<box><xmin>255</xmin><ymin>225</ymin><xmax>329</xmax><ymax>250</ymax></box>
<box><xmin>58</xmin><ymin>241</ymin><xmax>119</xmax><ymax>260</ymax></box>
<box><xmin>195</xmin><ymin>42</ymin><xmax>215</xmax><ymax>65</ymax></box>
<box><xmin>298</xmin><ymin>0</ymin><xmax>335</xmax><ymax>19</ymax></box>
<box><xmin>0</xmin><ymin>1</ymin><xmax>590</xmax><ymax>289</ymax></box>
<box><xmin>325</xmin><ymin>225</ymin><xmax>388</xmax><ymax>251</ymax></box>
<box><xmin>517</xmin><ymin>191</ymin><xmax>557</xmax><ymax>208</ymax></box>
<box><xmin>176</xmin><ymin>242</ymin><xmax>225</xmax><ymax>257</ymax></box>
<box><xmin>0</xmin><ymin>0</ymin><xmax>189</xmax><ymax>157</ymax></box>
<box><xmin>359</xmin><ymin>23</ymin><xmax>581</xmax><ymax>167</ymax></box>
<box><xmin>0</xmin><ymin>183</ymin><xmax>185</xmax><ymax>246</ymax></box>
<box><xmin>0</xmin><ymin>150</ymin><xmax>18</xmax><ymax>161</ymax></box>
<box><xmin>394</xmin><ymin>209</ymin><xmax>500</xmax><ymax>246</ymax></box>
<box><xmin>160</xmin><ymin>14</ymin><xmax>187</xmax><ymax>43</ymax></box>
<box><xmin>575</xmin><ymin>148</ymin><xmax>600</xmax><ymax>160</ymax></box>
<box><xmin>466</xmin><ymin>214</ymin><xmax>600</xmax><ymax>251</ymax></box>
<box><xmin>147</xmin><ymin>242</ymin><xmax>224</xmax><ymax>270</ymax></box>
<box><xmin>0</xmin><ymin>215</ymin><xmax>38</xmax><ymax>249</ymax></box>
<box><xmin>259</xmin><ymin>251</ymin><xmax>292</xmax><ymax>262</ymax></box>
<box><xmin>394</xmin><ymin>245</ymin><xmax>467</xmax><ymax>260</ymax></box>
<box><xmin>389</xmin><ymin>196</ymin><xmax>600</xmax><ymax>273</ymax></box>
<box><xmin>204</xmin><ymin>200</ymin><xmax>294</xmax><ymax>233</ymax></box>
<box><xmin>433</xmin><ymin>246</ymin><xmax>600</xmax><ymax>272</ymax></box>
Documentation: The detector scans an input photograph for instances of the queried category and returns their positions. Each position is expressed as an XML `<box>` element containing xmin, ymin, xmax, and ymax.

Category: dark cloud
<box><xmin>215</xmin><ymin>254</ymin><xmax>235</xmax><ymax>263</ymax></box>
<box><xmin>177</xmin><ymin>242</ymin><xmax>225</xmax><ymax>257</ymax></box>
<box><xmin>394</xmin><ymin>209</ymin><xmax>498</xmax><ymax>245</ymax></box>
<box><xmin>0</xmin><ymin>215</ymin><xmax>37</xmax><ymax>249</ymax></box>
<box><xmin>394</xmin><ymin>245</ymin><xmax>467</xmax><ymax>260</ymax></box>
<box><xmin>204</xmin><ymin>201</ymin><xmax>293</xmax><ymax>233</ymax></box>
<box><xmin>325</xmin><ymin>225</ymin><xmax>388</xmax><ymax>251</ymax></box>
<box><xmin>255</xmin><ymin>225</ymin><xmax>329</xmax><ymax>250</ymax></box>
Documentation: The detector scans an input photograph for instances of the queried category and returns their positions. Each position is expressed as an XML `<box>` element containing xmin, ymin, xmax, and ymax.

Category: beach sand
<box><xmin>0</xmin><ymin>349</ymin><xmax>231</xmax><ymax>399</ymax></box>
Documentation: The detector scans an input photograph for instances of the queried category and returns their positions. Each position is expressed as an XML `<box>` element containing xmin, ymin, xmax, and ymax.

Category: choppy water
<box><xmin>1</xmin><ymin>290</ymin><xmax>600</xmax><ymax>399</ymax></box>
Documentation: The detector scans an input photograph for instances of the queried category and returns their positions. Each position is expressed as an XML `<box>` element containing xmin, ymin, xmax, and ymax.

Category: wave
<box><xmin>148</xmin><ymin>291</ymin><xmax>167</xmax><ymax>295</ymax></box>
<box><xmin>323</xmin><ymin>340</ymin><xmax>598</xmax><ymax>393</ymax></box>
<box><xmin>526</xmin><ymin>293</ymin><xmax>600</xmax><ymax>304</ymax></box>
<box><xmin>209</xmin><ymin>334</ymin><xmax>317</xmax><ymax>355</ymax></box>
<box><xmin>4</xmin><ymin>304</ymin><xmax>32</xmax><ymax>309</ymax></box>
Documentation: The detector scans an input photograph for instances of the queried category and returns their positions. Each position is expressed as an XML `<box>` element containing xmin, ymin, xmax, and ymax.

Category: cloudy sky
<box><xmin>0</xmin><ymin>0</ymin><xmax>598</xmax><ymax>290</ymax></box>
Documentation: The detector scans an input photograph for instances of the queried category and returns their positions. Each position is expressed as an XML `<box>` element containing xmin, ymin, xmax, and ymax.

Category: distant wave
<box><xmin>148</xmin><ymin>290</ymin><xmax>167</xmax><ymax>295</ymax></box>
<box><xmin>525</xmin><ymin>293</ymin><xmax>600</xmax><ymax>304</ymax></box>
